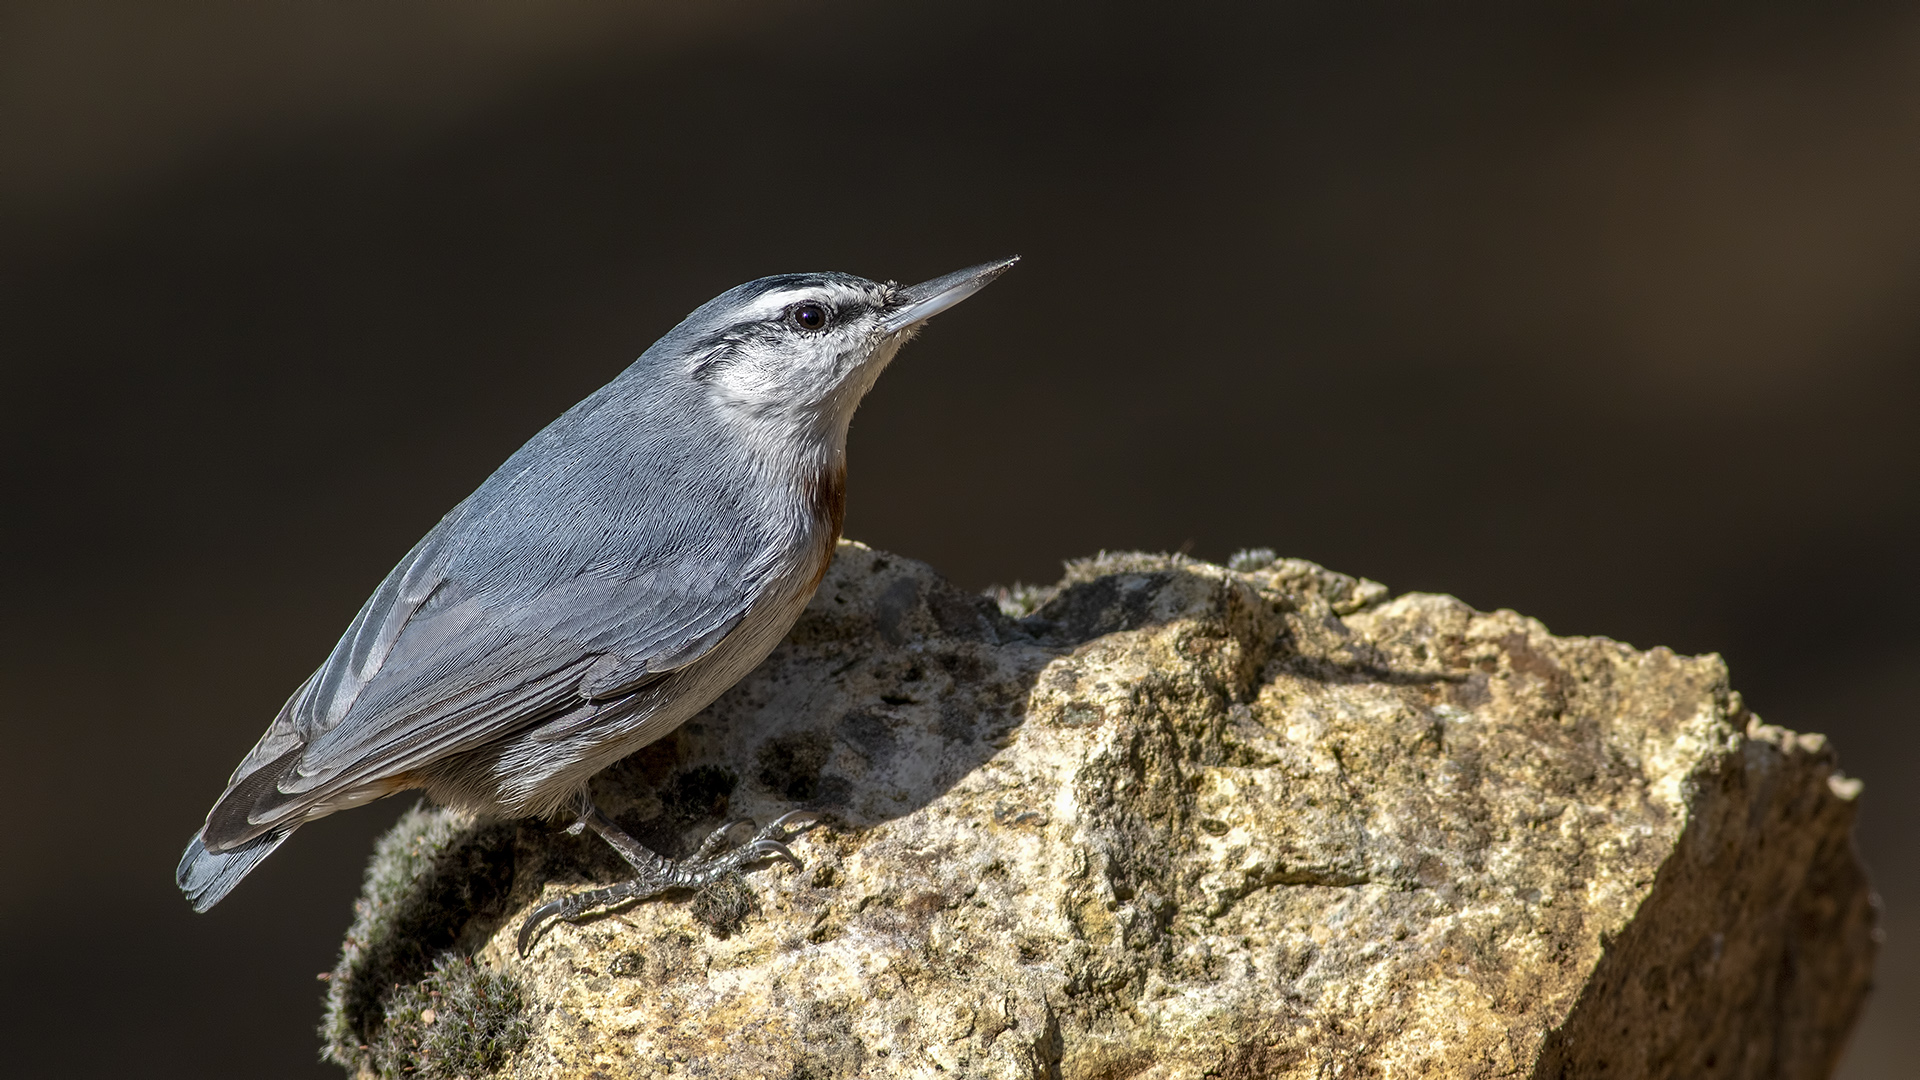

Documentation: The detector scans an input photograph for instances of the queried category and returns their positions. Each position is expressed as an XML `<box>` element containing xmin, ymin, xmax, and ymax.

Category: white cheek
<box><xmin>703</xmin><ymin>321</ymin><xmax>890</xmax><ymax>455</ymax></box>
<box><xmin>711</xmin><ymin>362</ymin><xmax>785</xmax><ymax>409</ymax></box>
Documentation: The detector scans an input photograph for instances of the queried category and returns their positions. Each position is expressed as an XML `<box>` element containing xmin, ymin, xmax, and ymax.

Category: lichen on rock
<box><xmin>322</xmin><ymin>540</ymin><xmax>1874</xmax><ymax>1079</ymax></box>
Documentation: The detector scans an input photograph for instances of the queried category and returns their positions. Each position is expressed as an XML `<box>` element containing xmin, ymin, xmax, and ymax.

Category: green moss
<box><xmin>368</xmin><ymin>954</ymin><xmax>530</xmax><ymax>1079</ymax></box>
<box><xmin>1226</xmin><ymin>547</ymin><xmax>1279</xmax><ymax>573</ymax></box>
<box><xmin>1059</xmin><ymin>549</ymin><xmax>1196</xmax><ymax>584</ymax></box>
<box><xmin>689</xmin><ymin>872</ymin><xmax>758</xmax><ymax>938</ymax></box>
<box><xmin>984</xmin><ymin>581</ymin><xmax>1055</xmax><ymax>619</ymax></box>
<box><xmin>320</xmin><ymin>802</ymin><xmax>521</xmax><ymax>1074</ymax></box>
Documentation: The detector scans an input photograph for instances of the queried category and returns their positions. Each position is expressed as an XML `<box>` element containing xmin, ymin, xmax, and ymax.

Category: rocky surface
<box><xmin>323</xmin><ymin>541</ymin><xmax>1876</xmax><ymax>1079</ymax></box>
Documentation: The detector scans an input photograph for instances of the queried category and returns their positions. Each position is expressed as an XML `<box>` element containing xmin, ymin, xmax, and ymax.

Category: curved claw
<box><xmin>694</xmin><ymin>818</ymin><xmax>754</xmax><ymax>860</ymax></box>
<box><xmin>517</xmin><ymin>879</ymin><xmax>649</xmax><ymax>956</ymax></box>
<box><xmin>748</xmin><ymin>838</ymin><xmax>802</xmax><ymax>870</ymax></box>
<box><xmin>768</xmin><ymin>809</ymin><xmax>820</xmax><ymax>832</ymax></box>
<box><xmin>518</xmin><ymin>806</ymin><xmax>822</xmax><ymax>954</ymax></box>
<box><xmin>517</xmin><ymin>895</ymin><xmax>573</xmax><ymax>956</ymax></box>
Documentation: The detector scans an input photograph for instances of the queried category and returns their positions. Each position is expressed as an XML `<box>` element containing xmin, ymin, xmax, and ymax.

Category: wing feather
<box><xmin>201</xmin><ymin>393</ymin><xmax>795</xmax><ymax>851</ymax></box>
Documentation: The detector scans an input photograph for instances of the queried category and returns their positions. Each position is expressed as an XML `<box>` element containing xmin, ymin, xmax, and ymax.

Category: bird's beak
<box><xmin>882</xmin><ymin>256</ymin><xmax>1019</xmax><ymax>334</ymax></box>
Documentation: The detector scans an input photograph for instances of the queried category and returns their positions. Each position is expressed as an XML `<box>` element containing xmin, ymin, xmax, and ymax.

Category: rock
<box><xmin>321</xmin><ymin>541</ymin><xmax>1876</xmax><ymax>1079</ymax></box>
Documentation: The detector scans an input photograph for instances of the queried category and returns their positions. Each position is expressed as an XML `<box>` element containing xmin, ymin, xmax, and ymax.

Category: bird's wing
<box><xmin>200</xmin><ymin>483</ymin><xmax>782</xmax><ymax>851</ymax></box>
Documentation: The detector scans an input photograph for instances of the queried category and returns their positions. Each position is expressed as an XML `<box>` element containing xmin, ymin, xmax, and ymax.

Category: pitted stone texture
<box><xmin>331</xmin><ymin>541</ymin><xmax>1873</xmax><ymax>1079</ymax></box>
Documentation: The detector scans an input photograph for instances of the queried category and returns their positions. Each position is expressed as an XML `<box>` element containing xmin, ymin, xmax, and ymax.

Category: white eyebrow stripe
<box><xmin>734</xmin><ymin>283</ymin><xmax>874</xmax><ymax>323</ymax></box>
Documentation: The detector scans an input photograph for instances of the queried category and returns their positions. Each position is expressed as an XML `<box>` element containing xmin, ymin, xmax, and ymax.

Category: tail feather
<box><xmin>177</xmin><ymin>829</ymin><xmax>293</xmax><ymax>912</ymax></box>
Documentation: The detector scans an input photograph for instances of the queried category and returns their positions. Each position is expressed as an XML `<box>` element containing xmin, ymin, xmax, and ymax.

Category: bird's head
<box><xmin>662</xmin><ymin>258</ymin><xmax>1017</xmax><ymax>455</ymax></box>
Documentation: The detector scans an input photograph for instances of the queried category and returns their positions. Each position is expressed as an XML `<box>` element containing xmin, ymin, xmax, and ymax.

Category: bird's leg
<box><xmin>517</xmin><ymin>795</ymin><xmax>816</xmax><ymax>955</ymax></box>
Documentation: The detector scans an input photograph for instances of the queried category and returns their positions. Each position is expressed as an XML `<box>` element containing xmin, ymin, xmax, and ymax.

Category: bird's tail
<box><xmin>176</xmin><ymin>828</ymin><xmax>293</xmax><ymax>912</ymax></box>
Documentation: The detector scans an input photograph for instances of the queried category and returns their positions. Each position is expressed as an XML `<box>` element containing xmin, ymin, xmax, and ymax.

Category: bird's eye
<box><xmin>790</xmin><ymin>302</ymin><xmax>830</xmax><ymax>331</ymax></box>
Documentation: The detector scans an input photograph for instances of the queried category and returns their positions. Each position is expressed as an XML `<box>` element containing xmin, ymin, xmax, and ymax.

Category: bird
<box><xmin>176</xmin><ymin>257</ymin><xmax>1017</xmax><ymax>952</ymax></box>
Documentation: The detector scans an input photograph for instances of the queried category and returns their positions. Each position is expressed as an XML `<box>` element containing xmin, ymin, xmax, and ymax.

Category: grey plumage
<box><xmin>179</xmin><ymin>259</ymin><xmax>1016</xmax><ymax>913</ymax></box>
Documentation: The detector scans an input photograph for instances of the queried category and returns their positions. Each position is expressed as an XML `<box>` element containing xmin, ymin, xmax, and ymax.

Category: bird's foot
<box><xmin>517</xmin><ymin>808</ymin><xmax>816</xmax><ymax>955</ymax></box>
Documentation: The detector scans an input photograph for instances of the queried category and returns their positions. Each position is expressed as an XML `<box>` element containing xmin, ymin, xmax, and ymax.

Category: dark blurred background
<box><xmin>2</xmin><ymin>0</ymin><xmax>1915</xmax><ymax>1074</ymax></box>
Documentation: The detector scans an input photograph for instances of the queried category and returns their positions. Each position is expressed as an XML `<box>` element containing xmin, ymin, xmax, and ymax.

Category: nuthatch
<box><xmin>177</xmin><ymin>258</ymin><xmax>1017</xmax><ymax>952</ymax></box>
